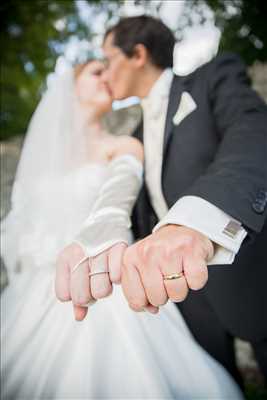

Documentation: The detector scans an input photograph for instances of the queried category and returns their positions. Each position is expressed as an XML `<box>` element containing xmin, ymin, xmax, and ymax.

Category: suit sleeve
<box><xmin>182</xmin><ymin>53</ymin><xmax>267</xmax><ymax>234</ymax></box>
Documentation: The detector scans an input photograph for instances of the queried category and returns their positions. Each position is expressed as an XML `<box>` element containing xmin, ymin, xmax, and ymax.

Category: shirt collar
<box><xmin>141</xmin><ymin>68</ymin><xmax>174</xmax><ymax>114</ymax></box>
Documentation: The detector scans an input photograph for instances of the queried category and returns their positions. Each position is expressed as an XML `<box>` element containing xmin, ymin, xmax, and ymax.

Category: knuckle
<box><xmin>140</xmin><ymin>240</ymin><xmax>164</xmax><ymax>260</ymax></box>
<box><xmin>145</xmin><ymin>284</ymin><xmax>167</xmax><ymax>307</ymax></box>
<box><xmin>180</xmin><ymin>234</ymin><xmax>196</xmax><ymax>250</ymax></box>
<box><xmin>137</xmin><ymin>243</ymin><xmax>146</xmax><ymax>259</ymax></box>
<box><xmin>128</xmin><ymin>301</ymin><xmax>145</xmax><ymax>311</ymax></box>
<box><xmin>122</xmin><ymin>252</ymin><xmax>129</xmax><ymax>266</ymax></box>
<box><xmin>72</xmin><ymin>243</ymin><xmax>84</xmax><ymax>257</ymax></box>
<box><xmin>109</xmin><ymin>263</ymin><xmax>121</xmax><ymax>283</ymax></box>
<box><xmin>163</xmin><ymin>245</ymin><xmax>176</xmax><ymax>259</ymax></box>
<box><xmin>186</xmin><ymin>267</ymin><xmax>208</xmax><ymax>291</ymax></box>
<box><xmin>57</xmin><ymin>292</ymin><xmax>70</xmax><ymax>302</ymax></box>
<box><xmin>123</xmin><ymin>248</ymin><xmax>134</xmax><ymax>265</ymax></box>
<box><xmin>91</xmin><ymin>285</ymin><xmax>112</xmax><ymax>299</ymax></box>
<box><xmin>114</xmin><ymin>242</ymin><xmax>127</xmax><ymax>252</ymax></box>
<box><xmin>152</xmin><ymin>297</ymin><xmax>168</xmax><ymax>307</ymax></box>
<box><xmin>128</xmin><ymin>295</ymin><xmax>146</xmax><ymax>310</ymax></box>
<box><xmin>74</xmin><ymin>294</ymin><xmax>91</xmax><ymax>305</ymax></box>
<box><xmin>124</xmin><ymin>243</ymin><xmax>141</xmax><ymax>265</ymax></box>
<box><xmin>110</xmin><ymin>274</ymin><xmax>121</xmax><ymax>284</ymax></box>
<box><xmin>128</xmin><ymin>304</ymin><xmax>141</xmax><ymax>312</ymax></box>
<box><xmin>141</xmin><ymin>242</ymin><xmax>151</xmax><ymax>258</ymax></box>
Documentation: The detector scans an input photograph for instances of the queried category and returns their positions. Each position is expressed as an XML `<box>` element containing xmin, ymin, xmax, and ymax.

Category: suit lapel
<box><xmin>132</xmin><ymin>120</ymin><xmax>144</xmax><ymax>144</ymax></box>
<box><xmin>163</xmin><ymin>76</ymin><xmax>184</xmax><ymax>155</ymax></box>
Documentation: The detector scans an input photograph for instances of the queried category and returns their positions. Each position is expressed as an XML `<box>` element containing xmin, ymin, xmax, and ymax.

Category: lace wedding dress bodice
<box><xmin>3</xmin><ymin>164</ymin><xmax>109</xmax><ymax>271</ymax></box>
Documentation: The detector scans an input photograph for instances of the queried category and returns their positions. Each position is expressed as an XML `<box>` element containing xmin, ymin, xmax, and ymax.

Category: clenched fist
<box><xmin>55</xmin><ymin>241</ymin><xmax>127</xmax><ymax>321</ymax></box>
<box><xmin>121</xmin><ymin>225</ymin><xmax>214</xmax><ymax>313</ymax></box>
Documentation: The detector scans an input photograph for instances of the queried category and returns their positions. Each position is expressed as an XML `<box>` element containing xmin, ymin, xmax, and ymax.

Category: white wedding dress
<box><xmin>1</xmin><ymin>163</ymin><xmax>244</xmax><ymax>400</ymax></box>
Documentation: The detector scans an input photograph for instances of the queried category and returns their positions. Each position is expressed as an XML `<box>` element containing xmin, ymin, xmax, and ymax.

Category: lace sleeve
<box><xmin>74</xmin><ymin>154</ymin><xmax>143</xmax><ymax>256</ymax></box>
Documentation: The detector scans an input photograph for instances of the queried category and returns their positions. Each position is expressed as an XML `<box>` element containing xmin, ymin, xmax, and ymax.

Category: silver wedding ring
<box><xmin>88</xmin><ymin>270</ymin><xmax>109</xmax><ymax>278</ymax></box>
<box><xmin>71</xmin><ymin>255</ymin><xmax>90</xmax><ymax>274</ymax></box>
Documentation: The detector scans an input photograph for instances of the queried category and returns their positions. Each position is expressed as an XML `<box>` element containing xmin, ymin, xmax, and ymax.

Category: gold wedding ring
<box><xmin>163</xmin><ymin>272</ymin><xmax>184</xmax><ymax>281</ymax></box>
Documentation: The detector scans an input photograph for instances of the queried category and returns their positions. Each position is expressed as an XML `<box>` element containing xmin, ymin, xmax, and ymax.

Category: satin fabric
<box><xmin>1</xmin><ymin>164</ymin><xmax>243</xmax><ymax>399</ymax></box>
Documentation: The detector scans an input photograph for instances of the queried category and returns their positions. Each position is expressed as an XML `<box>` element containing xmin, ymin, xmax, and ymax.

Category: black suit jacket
<box><xmin>132</xmin><ymin>53</ymin><xmax>267</xmax><ymax>342</ymax></box>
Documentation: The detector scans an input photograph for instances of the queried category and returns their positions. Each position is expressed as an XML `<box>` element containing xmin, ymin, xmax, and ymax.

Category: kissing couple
<box><xmin>2</xmin><ymin>15</ymin><xmax>267</xmax><ymax>399</ymax></box>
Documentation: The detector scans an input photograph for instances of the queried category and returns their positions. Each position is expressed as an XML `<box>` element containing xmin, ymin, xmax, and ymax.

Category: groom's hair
<box><xmin>104</xmin><ymin>15</ymin><xmax>175</xmax><ymax>69</ymax></box>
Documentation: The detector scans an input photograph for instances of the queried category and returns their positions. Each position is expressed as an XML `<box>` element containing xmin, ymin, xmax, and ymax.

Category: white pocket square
<box><xmin>172</xmin><ymin>91</ymin><xmax>197</xmax><ymax>126</ymax></box>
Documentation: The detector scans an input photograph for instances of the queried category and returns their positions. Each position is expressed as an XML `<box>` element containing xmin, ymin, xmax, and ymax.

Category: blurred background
<box><xmin>1</xmin><ymin>1</ymin><xmax>267</xmax><ymax>398</ymax></box>
<box><xmin>1</xmin><ymin>0</ymin><xmax>267</xmax><ymax>141</ymax></box>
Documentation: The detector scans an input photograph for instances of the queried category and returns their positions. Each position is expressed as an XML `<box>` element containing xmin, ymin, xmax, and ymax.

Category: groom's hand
<box><xmin>121</xmin><ymin>225</ymin><xmax>214</xmax><ymax>312</ymax></box>
<box><xmin>55</xmin><ymin>242</ymin><xmax>126</xmax><ymax>321</ymax></box>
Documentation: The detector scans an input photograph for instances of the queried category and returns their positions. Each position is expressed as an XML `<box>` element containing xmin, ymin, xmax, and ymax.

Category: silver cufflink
<box><xmin>223</xmin><ymin>220</ymin><xmax>242</xmax><ymax>238</ymax></box>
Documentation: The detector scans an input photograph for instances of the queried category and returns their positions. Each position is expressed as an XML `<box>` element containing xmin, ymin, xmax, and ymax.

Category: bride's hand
<box><xmin>55</xmin><ymin>242</ymin><xmax>127</xmax><ymax>321</ymax></box>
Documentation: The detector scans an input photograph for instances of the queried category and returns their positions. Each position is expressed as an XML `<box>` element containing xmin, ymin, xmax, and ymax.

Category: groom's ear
<box><xmin>132</xmin><ymin>44</ymin><xmax>149</xmax><ymax>68</ymax></box>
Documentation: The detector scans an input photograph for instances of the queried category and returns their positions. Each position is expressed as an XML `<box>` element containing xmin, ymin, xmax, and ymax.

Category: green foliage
<box><xmin>206</xmin><ymin>0</ymin><xmax>267</xmax><ymax>64</ymax></box>
<box><xmin>1</xmin><ymin>0</ymin><xmax>74</xmax><ymax>138</ymax></box>
<box><xmin>0</xmin><ymin>0</ymin><xmax>124</xmax><ymax>140</ymax></box>
<box><xmin>0</xmin><ymin>0</ymin><xmax>101</xmax><ymax>139</ymax></box>
<box><xmin>1</xmin><ymin>0</ymin><xmax>266</xmax><ymax>140</ymax></box>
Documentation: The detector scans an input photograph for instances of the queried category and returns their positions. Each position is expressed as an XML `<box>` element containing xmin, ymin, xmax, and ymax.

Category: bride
<box><xmin>1</xmin><ymin>59</ymin><xmax>244</xmax><ymax>399</ymax></box>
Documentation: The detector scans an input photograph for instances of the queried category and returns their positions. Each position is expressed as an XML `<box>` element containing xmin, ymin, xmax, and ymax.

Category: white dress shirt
<box><xmin>140</xmin><ymin>69</ymin><xmax>247</xmax><ymax>265</ymax></box>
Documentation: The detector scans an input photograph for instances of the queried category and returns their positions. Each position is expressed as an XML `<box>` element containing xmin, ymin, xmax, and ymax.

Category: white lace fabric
<box><xmin>75</xmin><ymin>154</ymin><xmax>143</xmax><ymax>257</ymax></box>
<box><xmin>2</xmin><ymin>164</ymin><xmax>108</xmax><ymax>273</ymax></box>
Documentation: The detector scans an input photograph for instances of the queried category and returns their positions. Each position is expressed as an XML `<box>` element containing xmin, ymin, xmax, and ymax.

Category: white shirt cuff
<box><xmin>153</xmin><ymin>196</ymin><xmax>247</xmax><ymax>265</ymax></box>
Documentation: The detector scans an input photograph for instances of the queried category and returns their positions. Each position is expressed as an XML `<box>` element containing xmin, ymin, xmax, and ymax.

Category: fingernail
<box><xmin>83</xmin><ymin>300</ymin><xmax>96</xmax><ymax>307</ymax></box>
<box><xmin>150</xmin><ymin>308</ymin><xmax>159</xmax><ymax>314</ymax></box>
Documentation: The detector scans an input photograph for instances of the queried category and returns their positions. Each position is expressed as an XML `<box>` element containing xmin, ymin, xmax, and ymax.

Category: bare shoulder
<box><xmin>112</xmin><ymin>135</ymin><xmax>144</xmax><ymax>162</ymax></box>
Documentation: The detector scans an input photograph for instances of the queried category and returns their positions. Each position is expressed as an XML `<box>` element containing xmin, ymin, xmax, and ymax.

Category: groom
<box><xmin>57</xmin><ymin>16</ymin><xmax>267</xmax><ymax>384</ymax></box>
<box><xmin>102</xmin><ymin>15</ymin><xmax>267</xmax><ymax>383</ymax></box>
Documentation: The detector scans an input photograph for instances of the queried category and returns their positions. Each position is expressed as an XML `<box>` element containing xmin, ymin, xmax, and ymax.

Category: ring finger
<box><xmin>90</xmin><ymin>252</ymin><xmax>113</xmax><ymax>299</ymax></box>
<box><xmin>70</xmin><ymin>258</ymin><xmax>93</xmax><ymax>306</ymax></box>
<box><xmin>160</xmin><ymin>254</ymin><xmax>189</xmax><ymax>302</ymax></box>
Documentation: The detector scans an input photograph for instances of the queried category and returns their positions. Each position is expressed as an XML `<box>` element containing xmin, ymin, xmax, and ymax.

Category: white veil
<box><xmin>12</xmin><ymin>68</ymin><xmax>88</xmax><ymax>186</ymax></box>
<box><xmin>1</xmin><ymin>68</ymin><xmax>91</xmax><ymax>274</ymax></box>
